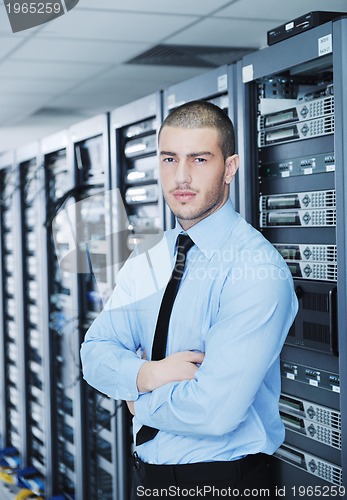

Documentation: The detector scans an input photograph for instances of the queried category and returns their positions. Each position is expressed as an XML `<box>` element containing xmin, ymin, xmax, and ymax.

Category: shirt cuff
<box><xmin>134</xmin><ymin>382</ymin><xmax>176</xmax><ymax>426</ymax></box>
<box><xmin>118</xmin><ymin>355</ymin><xmax>147</xmax><ymax>401</ymax></box>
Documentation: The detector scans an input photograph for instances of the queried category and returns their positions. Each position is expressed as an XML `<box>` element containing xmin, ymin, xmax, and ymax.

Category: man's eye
<box><xmin>163</xmin><ymin>157</ymin><xmax>175</xmax><ymax>163</ymax></box>
<box><xmin>195</xmin><ymin>158</ymin><xmax>206</xmax><ymax>163</ymax></box>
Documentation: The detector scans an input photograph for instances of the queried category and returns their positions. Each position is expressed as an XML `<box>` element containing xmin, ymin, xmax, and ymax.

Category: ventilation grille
<box><xmin>303</xmin><ymin>292</ymin><xmax>329</xmax><ymax>312</ymax></box>
<box><xmin>127</xmin><ymin>44</ymin><xmax>256</xmax><ymax>68</ymax></box>
<box><xmin>31</xmin><ymin>106</ymin><xmax>85</xmax><ymax>117</ymax></box>
<box><xmin>303</xmin><ymin>322</ymin><xmax>330</xmax><ymax>345</ymax></box>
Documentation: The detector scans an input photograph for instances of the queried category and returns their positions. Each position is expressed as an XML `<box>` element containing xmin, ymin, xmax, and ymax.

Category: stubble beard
<box><xmin>165</xmin><ymin>174</ymin><xmax>227</xmax><ymax>225</ymax></box>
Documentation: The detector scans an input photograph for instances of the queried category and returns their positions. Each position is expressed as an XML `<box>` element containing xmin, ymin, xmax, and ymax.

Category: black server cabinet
<box><xmin>68</xmin><ymin>114</ymin><xmax>116</xmax><ymax>500</ymax></box>
<box><xmin>42</xmin><ymin>115</ymin><xmax>113</xmax><ymax>500</ymax></box>
<box><xmin>238</xmin><ymin>18</ymin><xmax>347</xmax><ymax>496</ymax></box>
<box><xmin>0</xmin><ymin>151</ymin><xmax>26</xmax><ymax>474</ymax></box>
<box><xmin>163</xmin><ymin>64</ymin><xmax>239</xmax><ymax>222</ymax></box>
<box><xmin>110</xmin><ymin>92</ymin><xmax>164</xmax><ymax>500</ymax></box>
<box><xmin>15</xmin><ymin>141</ymin><xmax>48</xmax><ymax>496</ymax></box>
<box><xmin>41</xmin><ymin>129</ymin><xmax>78</xmax><ymax>499</ymax></box>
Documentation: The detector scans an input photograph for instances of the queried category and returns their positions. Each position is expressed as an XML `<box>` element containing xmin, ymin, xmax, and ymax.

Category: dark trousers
<box><xmin>131</xmin><ymin>452</ymin><xmax>274</xmax><ymax>499</ymax></box>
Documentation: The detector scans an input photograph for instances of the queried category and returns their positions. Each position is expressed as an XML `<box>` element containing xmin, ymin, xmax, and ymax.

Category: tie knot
<box><xmin>176</xmin><ymin>234</ymin><xmax>195</xmax><ymax>256</ymax></box>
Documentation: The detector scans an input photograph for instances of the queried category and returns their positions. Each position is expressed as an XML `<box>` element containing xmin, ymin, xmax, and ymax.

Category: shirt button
<box><xmin>127</xmin><ymin>393</ymin><xmax>132</xmax><ymax>398</ymax></box>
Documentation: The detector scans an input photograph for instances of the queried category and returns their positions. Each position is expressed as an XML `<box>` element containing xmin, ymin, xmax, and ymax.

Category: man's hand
<box><xmin>137</xmin><ymin>351</ymin><xmax>205</xmax><ymax>393</ymax></box>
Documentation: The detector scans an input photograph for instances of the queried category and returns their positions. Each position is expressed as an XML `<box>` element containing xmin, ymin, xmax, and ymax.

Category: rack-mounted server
<box><xmin>69</xmin><ymin>114</ymin><xmax>116</xmax><ymax>500</ymax></box>
<box><xmin>0</xmin><ymin>150</ymin><xmax>26</xmax><ymax>479</ymax></box>
<box><xmin>17</xmin><ymin>142</ymin><xmax>47</xmax><ymax>496</ymax></box>
<box><xmin>110</xmin><ymin>92</ymin><xmax>164</xmax><ymax>500</ymax></box>
<box><xmin>240</xmin><ymin>17</ymin><xmax>347</xmax><ymax>496</ymax></box>
<box><xmin>41</xmin><ymin>129</ymin><xmax>77</xmax><ymax>499</ymax></box>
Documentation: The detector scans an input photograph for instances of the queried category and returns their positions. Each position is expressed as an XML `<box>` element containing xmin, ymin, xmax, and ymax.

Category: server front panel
<box><xmin>240</xmin><ymin>21</ymin><xmax>345</xmax><ymax>495</ymax></box>
<box><xmin>259</xmin><ymin>68</ymin><xmax>340</xmax><ymax>490</ymax></box>
<box><xmin>18</xmin><ymin>153</ymin><xmax>47</xmax><ymax>495</ymax></box>
<box><xmin>120</xmin><ymin>115</ymin><xmax>163</xmax><ymax>260</ymax></box>
<box><xmin>71</xmin><ymin>117</ymin><xmax>118</xmax><ymax>500</ymax></box>
<box><xmin>0</xmin><ymin>160</ymin><xmax>25</xmax><ymax>492</ymax></box>
<box><xmin>45</xmin><ymin>145</ymin><xmax>80</xmax><ymax>499</ymax></box>
<box><xmin>110</xmin><ymin>92</ymin><xmax>164</xmax><ymax>500</ymax></box>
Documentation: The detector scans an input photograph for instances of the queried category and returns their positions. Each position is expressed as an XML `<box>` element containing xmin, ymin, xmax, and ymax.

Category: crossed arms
<box><xmin>81</xmin><ymin>261</ymin><xmax>297</xmax><ymax>438</ymax></box>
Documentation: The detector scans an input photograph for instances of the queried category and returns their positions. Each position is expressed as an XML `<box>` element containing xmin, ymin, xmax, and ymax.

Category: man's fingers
<box><xmin>186</xmin><ymin>351</ymin><xmax>205</xmax><ymax>364</ymax></box>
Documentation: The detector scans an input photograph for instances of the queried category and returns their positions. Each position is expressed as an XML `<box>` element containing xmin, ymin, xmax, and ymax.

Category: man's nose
<box><xmin>175</xmin><ymin>159</ymin><xmax>192</xmax><ymax>185</ymax></box>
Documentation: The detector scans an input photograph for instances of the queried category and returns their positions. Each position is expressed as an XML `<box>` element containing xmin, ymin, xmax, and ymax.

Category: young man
<box><xmin>81</xmin><ymin>101</ymin><xmax>298</xmax><ymax>498</ymax></box>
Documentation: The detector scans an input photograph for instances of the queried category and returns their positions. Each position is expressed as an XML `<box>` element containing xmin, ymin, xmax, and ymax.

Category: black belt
<box><xmin>133</xmin><ymin>452</ymin><xmax>265</xmax><ymax>484</ymax></box>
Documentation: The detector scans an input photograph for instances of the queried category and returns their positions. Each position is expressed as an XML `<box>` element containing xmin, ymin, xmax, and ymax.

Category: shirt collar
<box><xmin>172</xmin><ymin>199</ymin><xmax>239</xmax><ymax>260</ymax></box>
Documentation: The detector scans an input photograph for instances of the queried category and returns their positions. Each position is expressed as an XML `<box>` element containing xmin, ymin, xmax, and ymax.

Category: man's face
<box><xmin>158</xmin><ymin>126</ymin><xmax>238</xmax><ymax>230</ymax></box>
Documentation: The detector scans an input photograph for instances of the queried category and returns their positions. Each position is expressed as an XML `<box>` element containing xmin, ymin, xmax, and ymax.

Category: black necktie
<box><xmin>136</xmin><ymin>234</ymin><xmax>195</xmax><ymax>446</ymax></box>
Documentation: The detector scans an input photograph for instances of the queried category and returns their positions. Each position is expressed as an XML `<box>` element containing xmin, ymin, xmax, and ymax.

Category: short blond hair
<box><xmin>159</xmin><ymin>100</ymin><xmax>235</xmax><ymax>159</ymax></box>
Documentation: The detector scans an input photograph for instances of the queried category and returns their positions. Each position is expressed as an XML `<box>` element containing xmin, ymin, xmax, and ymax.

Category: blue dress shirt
<box><xmin>80</xmin><ymin>199</ymin><xmax>298</xmax><ymax>464</ymax></box>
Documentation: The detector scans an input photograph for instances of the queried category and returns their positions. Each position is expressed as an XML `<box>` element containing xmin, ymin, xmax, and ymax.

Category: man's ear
<box><xmin>224</xmin><ymin>154</ymin><xmax>239</xmax><ymax>184</ymax></box>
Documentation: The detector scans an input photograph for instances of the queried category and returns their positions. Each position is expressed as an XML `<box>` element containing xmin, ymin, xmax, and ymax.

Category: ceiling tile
<box><xmin>51</xmin><ymin>74</ymin><xmax>193</xmax><ymax>111</ymax></box>
<box><xmin>0</xmin><ymin>92</ymin><xmax>48</xmax><ymax>106</ymax></box>
<box><xmin>1</xmin><ymin>0</ymin><xmax>347</xmax><ymax>140</ymax></box>
<box><xmin>0</xmin><ymin>78</ymin><xmax>74</xmax><ymax>94</ymax></box>
<box><xmin>55</xmin><ymin>79</ymin><xmax>161</xmax><ymax>101</ymax></box>
<box><xmin>37</xmin><ymin>8</ymin><xmax>199</xmax><ymax>43</ymax></box>
<box><xmin>98</xmin><ymin>64</ymin><xmax>206</xmax><ymax>85</ymax></box>
<box><xmin>166</xmin><ymin>17</ymin><xmax>274</xmax><ymax>48</ymax></box>
<box><xmin>18</xmin><ymin>112</ymin><xmax>91</xmax><ymax>128</ymax></box>
<box><xmin>0</xmin><ymin>100</ymin><xmax>45</xmax><ymax>126</ymax></box>
<box><xmin>0</xmin><ymin>121</ymin><xmax>81</xmax><ymax>151</ymax></box>
<box><xmin>55</xmin><ymin>66</ymin><xmax>205</xmax><ymax>104</ymax></box>
<box><xmin>0</xmin><ymin>36</ymin><xmax>27</xmax><ymax>59</ymax></box>
<box><xmin>0</xmin><ymin>110</ymin><xmax>26</xmax><ymax>125</ymax></box>
<box><xmin>77</xmin><ymin>0</ymin><xmax>233</xmax><ymax>16</ymax></box>
<box><xmin>10</xmin><ymin>38</ymin><xmax>151</xmax><ymax>64</ymax></box>
<box><xmin>51</xmin><ymin>89</ymin><xmax>137</xmax><ymax>111</ymax></box>
<box><xmin>0</xmin><ymin>5</ymin><xmax>12</xmax><ymax>35</ymax></box>
<box><xmin>0</xmin><ymin>59</ymin><xmax>108</xmax><ymax>80</ymax></box>
<box><xmin>217</xmin><ymin>0</ymin><xmax>347</xmax><ymax>21</ymax></box>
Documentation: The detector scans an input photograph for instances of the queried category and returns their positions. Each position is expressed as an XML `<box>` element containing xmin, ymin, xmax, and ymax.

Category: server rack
<box><xmin>0</xmin><ymin>149</ymin><xmax>26</xmax><ymax>487</ymax></box>
<box><xmin>41</xmin><ymin>128</ymin><xmax>78</xmax><ymax>499</ymax></box>
<box><xmin>69</xmin><ymin>114</ymin><xmax>116</xmax><ymax>500</ymax></box>
<box><xmin>163</xmin><ymin>64</ymin><xmax>239</xmax><ymax>220</ymax></box>
<box><xmin>16</xmin><ymin>141</ymin><xmax>48</xmax><ymax>496</ymax></box>
<box><xmin>110</xmin><ymin>92</ymin><xmax>164</xmax><ymax>500</ymax></box>
<box><xmin>40</xmin><ymin>116</ymin><xmax>114</xmax><ymax>499</ymax></box>
<box><xmin>239</xmin><ymin>18</ymin><xmax>347</xmax><ymax>496</ymax></box>
<box><xmin>0</xmin><ymin>151</ymin><xmax>14</xmax><ymax>450</ymax></box>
